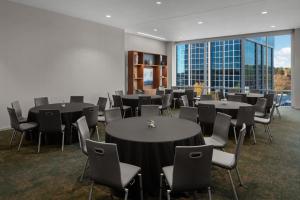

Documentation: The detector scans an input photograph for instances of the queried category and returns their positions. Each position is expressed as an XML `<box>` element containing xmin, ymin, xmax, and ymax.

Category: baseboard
<box><xmin>0</xmin><ymin>127</ymin><xmax>12</xmax><ymax>132</ymax></box>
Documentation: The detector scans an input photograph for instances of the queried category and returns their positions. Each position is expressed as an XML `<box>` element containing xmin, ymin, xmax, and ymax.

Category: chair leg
<box><xmin>138</xmin><ymin>173</ymin><xmax>143</xmax><ymax>200</ymax></box>
<box><xmin>10</xmin><ymin>130</ymin><xmax>16</xmax><ymax>147</ymax></box>
<box><xmin>95</xmin><ymin>126</ymin><xmax>100</xmax><ymax>141</ymax></box>
<box><xmin>227</xmin><ymin>170</ymin><xmax>238</xmax><ymax>200</ymax></box>
<box><xmin>233</xmin><ymin>127</ymin><xmax>238</xmax><ymax>144</ymax></box>
<box><xmin>167</xmin><ymin>189</ymin><xmax>171</xmax><ymax>200</ymax></box>
<box><xmin>17</xmin><ymin>132</ymin><xmax>25</xmax><ymax>151</ymax></box>
<box><xmin>61</xmin><ymin>131</ymin><xmax>65</xmax><ymax>152</ymax></box>
<box><xmin>276</xmin><ymin>107</ymin><xmax>281</xmax><ymax>119</ymax></box>
<box><xmin>251</xmin><ymin>126</ymin><xmax>256</xmax><ymax>144</ymax></box>
<box><xmin>88</xmin><ymin>181</ymin><xmax>94</xmax><ymax>200</ymax></box>
<box><xmin>124</xmin><ymin>188</ymin><xmax>129</xmax><ymax>200</ymax></box>
<box><xmin>159</xmin><ymin>173</ymin><xmax>163</xmax><ymax>200</ymax></box>
<box><xmin>80</xmin><ymin>158</ymin><xmax>89</xmax><ymax>182</ymax></box>
<box><xmin>266</xmin><ymin>124</ymin><xmax>273</xmax><ymax>143</ymax></box>
<box><xmin>208</xmin><ymin>186</ymin><xmax>212</xmax><ymax>200</ymax></box>
<box><xmin>38</xmin><ymin>132</ymin><xmax>42</xmax><ymax>153</ymax></box>
<box><xmin>235</xmin><ymin>167</ymin><xmax>247</xmax><ymax>188</ymax></box>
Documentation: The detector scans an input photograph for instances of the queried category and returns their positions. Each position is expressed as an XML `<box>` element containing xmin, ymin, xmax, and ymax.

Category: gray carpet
<box><xmin>0</xmin><ymin>107</ymin><xmax>300</xmax><ymax>200</ymax></box>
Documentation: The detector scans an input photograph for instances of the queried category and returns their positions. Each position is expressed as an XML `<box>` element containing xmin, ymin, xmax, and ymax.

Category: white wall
<box><xmin>0</xmin><ymin>1</ymin><xmax>125</xmax><ymax>129</ymax></box>
<box><xmin>292</xmin><ymin>29</ymin><xmax>300</xmax><ymax>109</ymax></box>
<box><xmin>124</xmin><ymin>33</ymin><xmax>167</xmax><ymax>91</ymax></box>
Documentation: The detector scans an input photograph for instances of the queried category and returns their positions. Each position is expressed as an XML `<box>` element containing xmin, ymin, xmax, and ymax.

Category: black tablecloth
<box><xmin>27</xmin><ymin>103</ymin><xmax>94</xmax><ymax>144</ymax></box>
<box><xmin>105</xmin><ymin>116</ymin><xmax>204</xmax><ymax>197</ymax></box>
<box><xmin>122</xmin><ymin>95</ymin><xmax>162</xmax><ymax>116</ymax></box>
<box><xmin>246</xmin><ymin>93</ymin><xmax>264</xmax><ymax>105</ymax></box>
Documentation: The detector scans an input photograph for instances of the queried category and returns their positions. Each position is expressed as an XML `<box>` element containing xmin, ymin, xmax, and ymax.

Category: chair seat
<box><xmin>19</xmin><ymin>117</ymin><xmax>27</xmax><ymax>123</ymax></box>
<box><xmin>98</xmin><ymin>111</ymin><xmax>104</xmax><ymax>116</ymax></box>
<box><xmin>254</xmin><ymin>116</ymin><xmax>270</xmax><ymax>124</ymax></box>
<box><xmin>162</xmin><ymin>165</ymin><xmax>173</xmax><ymax>188</ymax></box>
<box><xmin>120</xmin><ymin>162</ymin><xmax>140</xmax><ymax>187</ymax></box>
<box><xmin>212</xmin><ymin>149</ymin><xmax>235</xmax><ymax>169</ymax></box>
<box><xmin>204</xmin><ymin>137</ymin><xmax>225</xmax><ymax>148</ymax></box>
<box><xmin>19</xmin><ymin>122</ymin><xmax>38</xmax><ymax>131</ymax></box>
<box><xmin>255</xmin><ymin>111</ymin><xmax>265</xmax><ymax>117</ymax></box>
<box><xmin>97</xmin><ymin>116</ymin><xmax>105</xmax><ymax>122</ymax></box>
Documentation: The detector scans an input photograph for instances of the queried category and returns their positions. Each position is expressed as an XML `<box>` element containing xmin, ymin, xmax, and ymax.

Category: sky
<box><xmin>274</xmin><ymin>35</ymin><xmax>291</xmax><ymax>68</ymax></box>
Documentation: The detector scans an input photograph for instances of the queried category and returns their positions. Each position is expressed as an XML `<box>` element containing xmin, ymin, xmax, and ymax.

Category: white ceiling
<box><xmin>9</xmin><ymin>0</ymin><xmax>300</xmax><ymax>41</ymax></box>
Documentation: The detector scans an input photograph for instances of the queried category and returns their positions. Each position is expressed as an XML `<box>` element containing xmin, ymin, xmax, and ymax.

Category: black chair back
<box><xmin>185</xmin><ymin>89</ymin><xmax>194</xmax><ymax>106</ymax></box>
<box><xmin>86</xmin><ymin>140</ymin><xmax>122</xmax><ymax>189</ymax></box>
<box><xmin>70</xmin><ymin>96</ymin><xmax>84</xmax><ymax>103</ymax></box>
<box><xmin>97</xmin><ymin>97</ymin><xmax>108</xmax><ymax>114</ymax></box>
<box><xmin>11</xmin><ymin>101</ymin><xmax>23</xmax><ymax>120</ymax></box>
<box><xmin>254</xmin><ymin>98</ymin><xmax>267</xmax><ymax>113</ymax></box>
<box><xmin>172</xmin><ymin>145</ymin><xmax>213</xmax><ymax>191</ymax></box>
<box><xmin>227</xmin><ymin>94</ymin><xmax>242</xmax><ymax>102</ymax></box>
<box><xmin>264</xmin><ymin>93</ymin><xmax>275</xmax><ymax>110</ymax></box>
<box><xmin>198</xmin><ymin>104</ymin><xmax>216</xmax><ymax>124</ymax></box>
<box><xmin>39</xmin><ymin>109</ymin><xmax>62</xmax><ymax>133</ymax></box>
<box><xmin>236</xmin><ymin>106</ymin><xmax>255</xmax><ymax>126</ymax></box>
<box><xmin>112</xmin><ymin>95</ymin><xmax>123</xmax><ymax>108</ymax></box>
<box><xmin>234</xmin><ymin>124</ymin><xmax>247</xmax><ymax>167</ymax></box>
<box><xmin>212</xmin><ymin>112</ymin><xmax>232</xmax><ymax>141</ymax></box>
<box><xmin>235</xmin><ymin>93</ymin><xmax>247</xmax><ymax>103</ymax></box>
<box><xmin>7</xmin><ymin>107</ymin><xmax>20</xmax><ymax>130</ymax></box>
<box><xmin>179</xmin><ymin>106</ymin><xmax>198</xmax><ymax>122</ymax></box>
<box><xmin>138</xmin><ymin>96</ymin><xmax>151</xmax><ymax>107</ymax></box>
<box><xmin>83</xmin><ymin>106</ymin><xmax>99</xmax><ymax>128</ymax></box>
<box><xmin>217</xmin><ymin>90</ymin><xmax>225</xmax><ymax>100</ymax></box>
<box><xmin>34</xmin><ymin>97</ymin><xmax>49</xmax><ymax>107</ymax></box>
<box><xmin>161</xmin><ymin>94</ymin><xmax>171</xmax><ymax>109</ymax></box>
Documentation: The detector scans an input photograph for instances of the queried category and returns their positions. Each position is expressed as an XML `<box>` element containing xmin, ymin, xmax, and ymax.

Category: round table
<box><xmin>122</xmin><ymin>95</ymin><xmax>162</xmax><ymax>115</ymax></box>
<box><xmin>246</xmin><ymin>93</ymin><xmax>264</xmax><ymax>105</ymax></box>
<box><xmin>105</xmin><ymin>116</ymin><xmax>204</xmax><ymax>196</ymax></box>
<box><xmin>28</xmin><ymin>103</ymin><xmax>94</xmax><ymax>144</ymax></box>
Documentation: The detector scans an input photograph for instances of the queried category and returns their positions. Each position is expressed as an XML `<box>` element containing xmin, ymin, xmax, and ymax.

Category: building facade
<box><xmin>176</xmin><ymin>37</ymin><xmax>274</xmax><ymax>91</ymax></box>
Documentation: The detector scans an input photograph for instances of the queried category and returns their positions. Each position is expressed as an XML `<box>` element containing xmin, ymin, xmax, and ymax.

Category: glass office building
<box><xmin>176</xmin><ymin>36</ymin><xmax>274</xmax><ymax>91</ymax></box>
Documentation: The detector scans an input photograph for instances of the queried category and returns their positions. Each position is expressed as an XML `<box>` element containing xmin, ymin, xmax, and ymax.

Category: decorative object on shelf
<box><xmin>147</xmin><ymin>119</ymin><xmax>156</xmax><ymax>128</ymax></box>
<box><xmin>134</xmin><ymin>53</ymin><xmax>139</xmax><ymax>65</ymax></box>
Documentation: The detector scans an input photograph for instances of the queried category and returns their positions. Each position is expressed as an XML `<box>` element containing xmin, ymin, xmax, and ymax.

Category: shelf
<box><xmin>134</xmin><ymin>77</ymin><xmax>143</xmax><ymax>80</ymax></box>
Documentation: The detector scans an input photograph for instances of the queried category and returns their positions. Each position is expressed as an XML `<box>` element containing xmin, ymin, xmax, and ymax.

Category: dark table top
<box><xmin>106</xmin><ymin>116</ymin><xmax>202</xmax><ymax>143</ymax></box>
<box><xmin>29</xmin><ymin>103</ymin><xmax>95</xmax><ymax>114</ymax></box>
<box><xmin>122</xmin><ymin>94</ymin><xmax>161</xmax><ymax>100</ymax></box>
<box><xmin>197</xmin><ymin>100</ymin><xmax>252</xmax><ymax>110</ymax></box>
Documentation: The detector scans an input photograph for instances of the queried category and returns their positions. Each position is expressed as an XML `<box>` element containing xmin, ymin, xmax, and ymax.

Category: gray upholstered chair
<box><xmin>185</xmin><ymin>89</ymin><xmax>195</xmax><ymax>106</ymax></box>
<box><xmin>141</xmin><ymin>105</ymin><xmax>160</xmax><ymax>117</ymax></box>
<box><xmin>115</xmin><ymin>90</ymin><xmax>124</xmax><ymax>96</ymax></box>
<box><xmin>198</xmin><ymin>104</ymin><xmax>216</xmax><ymax>134</ymax></box>
<box><xmin>212</xmin><ymin>124</ymin><xmax>247</xmax><ymax>200</ymax></box>
<box><xmin>11</xmin><ymin>101</ymin><xmax>27</xmax><ymax>123</ymax></box>
<box><xmin>231</xmin><ymin>106</ymin><xmax>256</xmax><ymax>144</ymax></box>
<box><xmin>38</xmin><ymin>109</ymin><xmax>65</xmax><ymax>153</ymax></box>
<box><xmin>137</xmin><ymin>96</ymin><xmax>151</xmax><ymax>115</ymax></box>
<box><xmin>97</xmin><ymin>97</ymin><xmax>107</xmax><ymax>117</ymax></box>
<box><xmin>104</xmin><ymin>108</ymin><xmax>123</xmax><ymax>124</ymax></box>
<box><xmin>34</xmin><ymin>97</ymin><xmax>49</xmax><ymax>107</ymax></box>
<box><xmin>76</xmin><ymin>116</ymin><xmax>92</xmax><ymax>182</ymax></box>
<box><xmin>159</xmin><ymin>94</ymin><xmax>172</xmax><ymax>116</ymax></box>
<box><xmin>227</xmin><ymin>94</ymin><xmax>243</xmax><ymax>102</ymax></box>
<box><xmin>112</xmin><ymin>95</ymin><xmax>132</xmax><ymax>118</ymax></box>
<box><xmin>159</xmin><ymin>145</ymin><xmax>213</xmax><ymax>200</ymax></box>
<box><xmin>86</xmin><ymin>140</ymin><xmax>143</xmax><ymax>200</ymax></box>
<box><xmin>180</xmin><ymin>95</ymin><xmax>189</xmax><ymax>107</ymax></box>
<box><xmin>254</xmin><ymin>104</ymin><xmax>276</xmax><ymax>143</ymax></box>
<box><xmin>254</xmin><ymin>98</ymin><xmax>267</xmax><ymax>117</ymax></box>
<box><xmin>70</xmin><ymin>96</ymin><xmax>84</xmax><ymax>103</ymax></box>
<box><xmin>200</xmin><ymin>94</ymin><xmax>213</xmax><ymax>101</ymax></box>
<box><xmin>83</xmin><ymin>106</ymin><xmax>100</xmax><ymax>141</ymax></box>
<box><xmin>204</xmin><ymin>112</ymin><xmax>232</xmax><ymax>149</ymax></box>
<box><xmin>7</xmin><ymin>107</ymin><xmax>38</xmax><ymax>151</ymax></box>
<box><xmin>179</xmin><ymin>106</ymin><xmax>198</xmax><ymax>123</ymax></box>
<box><xmin>264</xmin><ymin>93</ymin><xmax>275</xmax><ymax>113</ymax></box>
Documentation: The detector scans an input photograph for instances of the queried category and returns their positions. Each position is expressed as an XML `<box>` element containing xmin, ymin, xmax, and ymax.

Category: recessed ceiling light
<box><xmin>261</xmin><ymin>11</ymin><xmax>268</xmax><ymax>15</ymax></box>
<box><xmin>156</xmin><ymin>1</ymin><xmax>162</xmax><ymax>5</ymax></box>
<box><xmin>197</xmin><ymin>21</ymin><xmax>204</xmax><ymax>25</ymax></box>
<box><xmin>153</xmin><ymin>28</ymin><xmax>158</xmax><ymax>32</ymax></box>
<box><xmin>270</xmin><ymin>25</ymin><xmax>276</xmax><ymax>28</ymax></box>
<box><xmin>105</xmin><ymin>15</ymin><xmax>111</xmax><ymax>18</ymax></box>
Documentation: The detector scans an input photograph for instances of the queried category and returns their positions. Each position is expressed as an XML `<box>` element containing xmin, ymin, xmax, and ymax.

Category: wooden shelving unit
<box><xmin>128</xmin><ymin>51</ymin><xmax>168</xmax><ymax>94</ymax></box>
